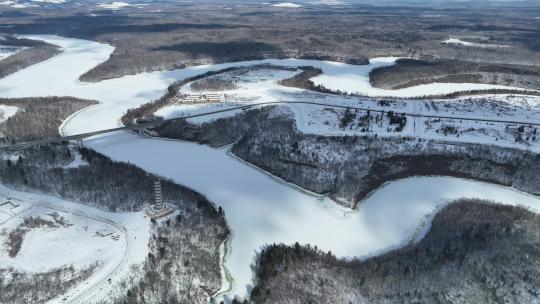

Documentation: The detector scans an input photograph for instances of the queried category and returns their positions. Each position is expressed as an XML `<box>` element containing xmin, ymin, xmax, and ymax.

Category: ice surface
<box><xmin>1</xmin><ymin>35</ymin><xmax>539</xmax><ymax>301</ymax></box>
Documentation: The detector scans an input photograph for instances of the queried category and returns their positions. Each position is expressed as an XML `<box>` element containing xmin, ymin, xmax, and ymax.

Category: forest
<box><xmin>369</xmin><ymin>58</ymin><xmax>540</xmax><ymax>91</ymax></box>
<box><xmin>0</xmin><ymin>96</ymin><xmax>97</xmax><ymax>144</ymax></box>
<box><xmin>108</xmin><ymin>208</ymin><xmax>228</xmax><ymax>304</ymax></box>
<box><xmin>190</xmin><ymin>77</ymin><xmax>239</xmax><ymax>92</ymax></box>
<box><xmin>0</xmin><ymin>36</ymin><xmax>60</xmax><ymax>79</ymax></box>
<box><xmin>250</xmin><ymin>200</ymin><xmax>540</xmax><ymax>303</ymax></box>
<box><xmin>278</xmin><ymin>66</ymin><xmax>325</xmax><ymax>91</ymax></box>
<box><xmin>2</xmin><ymin>1</ymin><xmax>538</xmax><ymax>82</ymax></box>
<box><xmin>0</xmin><ymin>264</ymin><xmax>99</xmax><ymax>304</ymax></box>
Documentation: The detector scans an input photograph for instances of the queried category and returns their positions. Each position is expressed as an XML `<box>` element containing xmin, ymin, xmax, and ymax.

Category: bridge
<box><xmin>1</xmin><ymin>101</ymin><xmax>539</xmax><ymax>151</ymax></box>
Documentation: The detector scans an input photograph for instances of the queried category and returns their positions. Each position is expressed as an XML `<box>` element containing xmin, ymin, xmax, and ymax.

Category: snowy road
<box><xmin>0</xmin><ymin>35</ymin><xmax>540</xmax><ymax>302</ymax></box>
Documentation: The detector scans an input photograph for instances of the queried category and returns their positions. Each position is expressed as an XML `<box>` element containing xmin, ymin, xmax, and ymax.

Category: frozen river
<box><xmin>1</xmin><ymin>35</ymin><xmax>540</xmax><ymax>301</ymax></box>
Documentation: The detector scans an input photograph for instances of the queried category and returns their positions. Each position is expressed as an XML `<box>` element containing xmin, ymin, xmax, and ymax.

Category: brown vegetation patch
<box><xmin>5</xmin><ymin>214</ymin><xmax>69</xmax><ymax>258</ymax></box>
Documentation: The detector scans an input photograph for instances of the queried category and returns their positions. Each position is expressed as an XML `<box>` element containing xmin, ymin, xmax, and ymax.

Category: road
<box><xmin>1</xmin><ymin>100</ymin><xmax>539</xmax><ymax>151</ymax></box>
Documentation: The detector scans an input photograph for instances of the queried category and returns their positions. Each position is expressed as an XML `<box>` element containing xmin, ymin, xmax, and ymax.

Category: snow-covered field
<box><xmin>0</xmin><ymin>0</ymin><xmax>38</xmax><ymax>7</ymax></box>
<box><xmin>443</xmin><ymin>38</ymin><xmax>510</xmax><ymax>48</ymax></box>
<box><xmin>0</xmin><ymin>205</ymin><xmax>121</xmax><ymax>273</ymax></box>
<box><xmin>288</xmin><ymin>93</ymin><xmax>540</xmax><ymax>151</ymax></box>
<box><xmin>0</xmin><ymin>184</ymin><xmax>150</xmax><ymax>304</ymax></box>
<box><xmin>271</xmin><ymin>2</ymin><xmax>301</xmax><ymax>8</ymax></box>
<box><xmin>97</xmin><ymin>1</ymin><xmax>133</xmax><ymax>10</ymax></box>
<box><xmin>0</xmin><ymin>0</ymin><xmax>65</xmax><ymax>7</ymax></box>
<box><xmin>1</xmin><ymin>35</ymin><xmax>540</xmax><ymax>302</ymax></box>
<box><xmin>0</xmin><ymin>105</ymin><xmax>18</xmax><ymax>123</ymax></box>
<box><xmin>0</xmin><ymin>44</ymin><xmax>26</xmax><ymax>60</ymax></box>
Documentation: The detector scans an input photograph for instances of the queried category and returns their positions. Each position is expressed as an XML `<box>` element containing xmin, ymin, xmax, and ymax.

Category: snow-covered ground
<box><xmin>156</xmin><ymin>68</ymin><xmax>299</xmax><ymax>123</ymax></box>
<box><xmin>443</xmin><ymin>38</ymin><xmax>510</xmax><ymax>48</ymax></box>
<box><xmin>31</xmin><ymin>0</ymin><xmax>66</xmax><ymax>3</ymax></box>
<box><xmin>0</xmin><ymin>184</ymin><xmax>150</xmax><ymax>304</ymax></box>
<box><xmin>287</xmin><ymin>93</ymin><xmax>540</xmax><ymax>151</ymax></box>
<box><xmin>0</xmin><ymin>105</ymin><xmax>18</xmax><ymax>123</ymax></box>
<box><xmin>271</xmin><ymin>2</ymin><xmax>301</xmax><ymax>8</ymax></box>
<box><xmin>156</xmin><ymin>67</ymin><xmax>540</xmax><ymax>151</ymax></box>
<box><xmin>0</xmin><ymin>205</ymin><xmax>120</xmax><ymax>273</ymax></box>
<box><xmin>0</xmin><ymin>0</ymin><xmax>38</xmax><ymax>7</ymax></box>
<box><xmin>1</xmin><ymin>35</ymin><xmax>540</xmax><ymax>302</ymax></box>
<box><xmin>0</xmin><ymin>0</ymin><xmax>67</xmax><ymax>7</ymax></box>
<box><xmin>0</xmin><ymin>44</ymin><xmax>26</xmax><ymax>60</ymax></box>
<box><xmin>97</xmin><ymin>1</ymin><xmax>133</xmax><ymax>10</ymax></box>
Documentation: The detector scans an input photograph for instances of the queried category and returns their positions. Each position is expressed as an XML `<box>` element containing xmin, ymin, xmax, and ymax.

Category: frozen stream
<box><xmin>1</xmin><ymin>35</ymin><xmax>540</xmax><ymax>301</ymax></box>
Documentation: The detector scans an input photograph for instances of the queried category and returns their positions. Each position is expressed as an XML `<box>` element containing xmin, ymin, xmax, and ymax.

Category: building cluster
<box><xmin>172</xmin><ymin>94</ymin><xmax>223</xmax><ymax>104</ymax></box>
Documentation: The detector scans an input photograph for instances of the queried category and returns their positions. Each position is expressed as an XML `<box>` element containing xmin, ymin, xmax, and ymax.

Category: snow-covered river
<box><xmin>1</xmin><ymin>35</ymin><xmax>540</xmax><ymax>301</ymax></box>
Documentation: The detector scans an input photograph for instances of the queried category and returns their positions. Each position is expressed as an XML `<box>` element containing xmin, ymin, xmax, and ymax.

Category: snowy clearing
<box><xmin>1</xmin><ymin>35</ymin><xmax>540</xmax><ymax>301</ymax></box>
<box><xmin>0</xmin><ymin>105</ymin><xmax>18</xmax><ymax>123</ymax></box>
<box><xmin>0</xmin><ymin>44</ymin><xmax>26</xmax><ymax>60</ymax></box>
<box><xmin>0</xmin><ymin>184</ymin><xmax>150</xmax><ymax>304</ymax></box>
<box><xmin>271</xmin><ymin>2</ymin><xmax>301</xmax><ymax>8</ymax></box>
<box><xmin>442</xmin><ymin>38</ymin><xmax>510</xmax><ymax>48</ymax></box>
<box><xmin>156</xmin><ymin>68</ymin><xmax>299</xmax><ymax>124</ymax></box>
<box><xmin>0</xmin><ymin>0</ymin><xmax>37</xmax><ymax>7</ymax></box>
<box><xmin>31</xmin><ymin>0</ymin><xmax>66</xmax><ymax>3</ymax></box>
<box><xmin>284</xmin><ymin>93</ymin><xmax>540</xmax><ymax>151</ymax></box>
<box><xmin>0</xmin><ymin>205</ymin><xmax>122</xmax><ymax>273</ymax></box>
<box><xmin>97</xmin><ymin>1</ymin><xmax>133</xmax><ymax>9</ymax></box>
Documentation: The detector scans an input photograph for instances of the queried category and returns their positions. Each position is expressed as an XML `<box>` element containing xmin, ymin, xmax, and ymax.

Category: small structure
<box><xmin>146</xmin><ymin>179</ymin><xmax>175</xmax><ymax>219</ymax></box>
